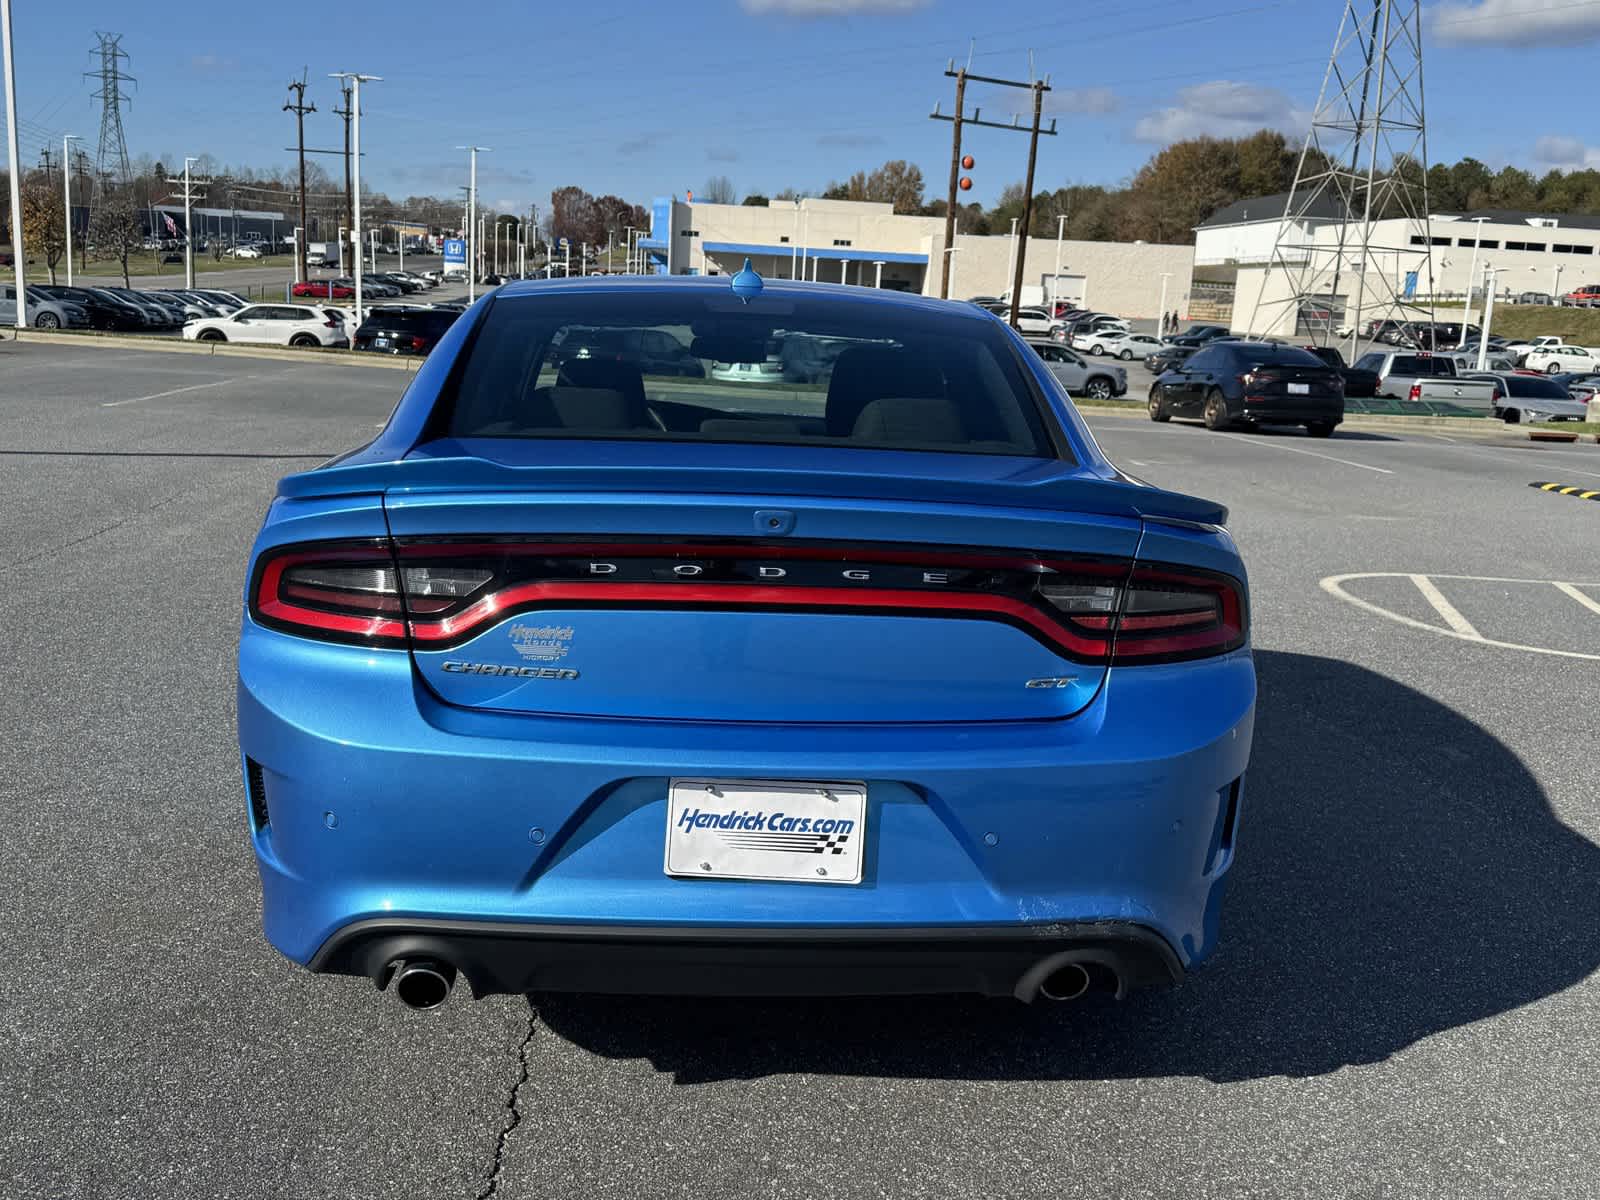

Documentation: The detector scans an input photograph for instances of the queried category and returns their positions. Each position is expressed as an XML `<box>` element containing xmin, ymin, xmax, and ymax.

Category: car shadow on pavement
<box><xmin>532</xmin><ymin>650</ymin><xmax>1600</xmax><ymax>1084</ymax></box>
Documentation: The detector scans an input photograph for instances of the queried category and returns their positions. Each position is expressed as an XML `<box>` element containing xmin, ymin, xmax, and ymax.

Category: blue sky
<box><xmin>6</xmin><ymin>0</ymin><xmax>1600</xmax><ymax>215</ymax></box>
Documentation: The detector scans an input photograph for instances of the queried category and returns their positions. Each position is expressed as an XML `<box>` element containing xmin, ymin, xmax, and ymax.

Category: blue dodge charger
<box><xmin>238</xmin><ymin>269</ymin><xmax>1255</xmax><ymax>1009</ymax></box>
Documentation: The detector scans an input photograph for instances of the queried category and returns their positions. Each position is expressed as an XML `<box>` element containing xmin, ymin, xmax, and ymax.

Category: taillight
<box><xmin>1408</xmin><ymin>382</ymin><xmax>1421</xmax><ymax>401</ymax></box>
<box><xmin>250</xmin><ymin>540</ymin><xmax>1246</xmax><ymax>665</ymax></box>
<box><xmin>324</xmin><ymin>319</ymin><xmax>340</xmax><ymax>328</ymax></box>
<box><xmin>249</xmin><ymin>541</ymin><xmax>492</xmax><ymax>646</ymax></box>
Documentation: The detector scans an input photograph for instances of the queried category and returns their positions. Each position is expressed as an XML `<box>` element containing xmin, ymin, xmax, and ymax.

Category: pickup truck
<box><xmin>1522</xmin><ymin>343</ymin><xmax>1600</xmax><ymax>374</ymax></box>
<box><xmin>1304</xmin><ymin>345</ymin><xmax>1378</xmax><ymax>397</ymax></box>
<box><xmin>1352</xmin><ymin>350</ymin><xmax>1501</xmax><ymax>412</ymax></box>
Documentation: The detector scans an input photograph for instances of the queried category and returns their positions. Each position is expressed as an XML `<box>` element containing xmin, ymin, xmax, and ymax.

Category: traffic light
<box><xmin>959</xmin><ymin>154</ymin><xmax>975</xmax><ymax>191</ymax></box>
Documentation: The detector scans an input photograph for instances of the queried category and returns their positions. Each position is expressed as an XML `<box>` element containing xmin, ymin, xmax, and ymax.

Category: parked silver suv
<box><xmin>1027</xmin><ymin>338</ymin><xmax>1128</xmax><ymax>400</ymax></box>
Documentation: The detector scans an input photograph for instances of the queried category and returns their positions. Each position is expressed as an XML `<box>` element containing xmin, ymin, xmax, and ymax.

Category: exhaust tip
<box><xmin>390</xmin><ymin>959</ymin><xmax>456</xmax><ymax>1010</ymax></box>
<box><xmin>1037</xmin><ymin>962</ymin><xmax>1092</xmax><ymax>1002</ymax></box>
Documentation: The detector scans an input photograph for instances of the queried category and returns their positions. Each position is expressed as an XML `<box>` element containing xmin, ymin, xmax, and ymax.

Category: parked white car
<box><xmin>1523</xmin><ymin>343</ymin><xmax>1599</xmax><ymax>374</ymax></box>
<box><xmin>1501</xmin><ymin>335</ymin><xmax>1563</xmax><ymax>362</ymax></box>
<box><xmin>181</xmin><ymin>303</ymin><xmax>347</xmax><ymax>347</ymax></box>
<box><xmin>228</xmin><ymin>245</ymin><xmax>264</xmax><ymax>259</ymax></box>
<box><xmin>1093</xmin><ymin>331</ymin><xmax>1167</xmax><ymax>361</ymax></box>
<box><xmin>1070</xmin><ymin>323</ymin><xmax>1133</xmax><ymax>354</ymax></box>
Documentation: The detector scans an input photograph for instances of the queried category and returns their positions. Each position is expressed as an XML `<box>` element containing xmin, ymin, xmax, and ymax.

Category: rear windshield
<box><xmin>441</xmin><ymin>291</ymin><xmax>1056</xmax><ymax>458</ymax></box>
<box><xmin>1390</xmin><ymin>355</ymin><xmax>1453</xmax><ymax>375</ymax></box>
<box><xmin>1231</xmin><ymin>345</ymin><xmax>1323</xmax><ymax>367</ymax></box>
<box><xmin>1502</xmin><ymin>376</ymin><xmax>1568</xmax><ymax>398</ymax></box>
<box><xmin>367</xmin><ymin>309</ymin><xmax>457</xmax><ymax>333</ymax></box>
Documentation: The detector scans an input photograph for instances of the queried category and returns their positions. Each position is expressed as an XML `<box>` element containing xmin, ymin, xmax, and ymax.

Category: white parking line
<box><xmin>1553</xmin><ymin>581</ymin><xmax>1600</xmax><ymax>617</ymax></box>
<box><xmin>102</xmin><ymin>378</ymin><xmax>245</xmax><ymax>408</ymax></box>
<box><xmin>1218</xmin><ymin>433</ymin><xmax>1394</xmax><ymax>474</ymax></box>
<box><xmin>1408</xmin><ymin>574</ymin><xmax>1482</xmax><ymax>638</ymax></box>
<box><xmin>1321</xmin><ymin>572</ymin><xmax>1600</xmax><ymax>661</ymax></box>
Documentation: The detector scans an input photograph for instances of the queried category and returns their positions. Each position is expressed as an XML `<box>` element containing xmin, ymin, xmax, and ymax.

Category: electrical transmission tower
<box><xmin>1246</xmin><ymin>0</ymin><xmax>1433</xmax><ymax>352</ymax></box>
<box><xmin>85</xmin><ymin>32</ymin><xmax>135</xmax><ymax>184</ymax></box>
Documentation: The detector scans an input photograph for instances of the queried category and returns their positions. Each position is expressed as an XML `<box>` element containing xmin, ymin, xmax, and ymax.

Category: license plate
<box><xmin>374</xmin><ymin>337</ymin><xmax>392</xmax><ymax>348</ymax></box>
<box><xmin>1288</xmin><ymin>382</ymin><xmax>1310</xmax><ymax>394</ymax></box>
<box><xmin>665</xmin><ymin>778</ymin><xmax>867</xmax><ymax>884</ymax></box>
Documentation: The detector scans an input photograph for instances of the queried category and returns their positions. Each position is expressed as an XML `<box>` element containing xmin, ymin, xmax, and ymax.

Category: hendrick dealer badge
<box><xmin>665</xmin><ymin>778</ymin><xmax>867</xmax><ymax>885</ymax></box>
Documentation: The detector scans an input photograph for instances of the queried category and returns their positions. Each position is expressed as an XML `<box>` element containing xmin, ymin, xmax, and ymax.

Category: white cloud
<box><xmin>1432</xmin><ymin>0</ymin><xmax>1600</xmax><ymax>46</ymax></box>
<box><xmin>1045</xmin><ymin>87</ymin><xmax>1119</xmax><ymax>116</ymax></box>
<box><xmin>1532</xmin><ymin>134</ymin><xmax>1600</xmax><ymax>167</ymax></box>
<box><xmin>1132</xmin><ymin>80</ymin><xmax>1309</xmax><ymax>143</ymax></box>
<box><xmin>740</xmin><ymin>0</ymin><xmax>928</xmax><ymax>14</ymax></box>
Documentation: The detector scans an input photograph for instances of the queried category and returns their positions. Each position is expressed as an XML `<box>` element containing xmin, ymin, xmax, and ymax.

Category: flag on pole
<box><xmin>163</xmin><ymin>213</ymin><xmax>179</xmax><ymax>237</ymax></box>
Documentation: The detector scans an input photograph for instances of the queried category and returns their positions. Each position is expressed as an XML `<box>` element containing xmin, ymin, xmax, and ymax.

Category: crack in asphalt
<box><xmin>476</xmin><ymin>1007</ymin><xmax>539</xmax><ymax>1200</ymax></box>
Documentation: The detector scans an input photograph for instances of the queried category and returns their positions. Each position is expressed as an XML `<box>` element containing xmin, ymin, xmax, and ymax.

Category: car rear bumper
<box><xmin>239</xmin><ymin>627</ymin><xmax>1255</xmax><ymax>996</ymax></box>
<box><xmin>1241</xmin><ymin>396</ymin><xmax>1344</xmax><ymax>423</ymax></box>
<box><xmin>311</xmin><ymin>917</ymin><xmax>1183</xmax><ymax>999</ymax></box>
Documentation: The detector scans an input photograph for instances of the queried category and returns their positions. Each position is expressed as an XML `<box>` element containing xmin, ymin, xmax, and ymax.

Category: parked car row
<box><xmin>291</xmin><ymin>270</ymin><xmax>440</xmax><ymax>299</ymax></box>
<box><xmin>0</xmin><ymin>283</ymin><xmax>252</xmax><ymax>331</ymax></box>
<box><xmin>181</xmin><ymin>300</ymin><xmax>466</xmax><ymax>356</ymax></box>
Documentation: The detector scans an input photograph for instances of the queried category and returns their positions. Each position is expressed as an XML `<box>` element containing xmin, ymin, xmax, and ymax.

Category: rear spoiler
<box><xmin>275</xmin><ymin>455</ymin><xmax>1229</xmax><ymax>528</ymax></box>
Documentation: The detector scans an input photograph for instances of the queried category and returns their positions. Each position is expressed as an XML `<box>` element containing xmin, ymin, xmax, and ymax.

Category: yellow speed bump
<box><xmin>1532</xmin><ymin>482</ymin><xmax>1600</xmax><ymax>501</ymax></box>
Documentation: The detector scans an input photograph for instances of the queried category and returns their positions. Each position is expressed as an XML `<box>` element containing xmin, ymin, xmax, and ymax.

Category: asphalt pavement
<box><xmin>3</xmin><ymin>340</ymin><xmax>1598</xmax><ymax>1199</ymax></box>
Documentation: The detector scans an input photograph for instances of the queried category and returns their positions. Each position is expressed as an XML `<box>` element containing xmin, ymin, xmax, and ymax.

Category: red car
<box><xmin>1561</xmin><ymin>284</ymin><xmax>1600</xmax><ymax>307</ymax></box>
<box><xmin>291</xmin><ymin>281</ymin><xmax>355</xmax><ymax>299</ymax></box>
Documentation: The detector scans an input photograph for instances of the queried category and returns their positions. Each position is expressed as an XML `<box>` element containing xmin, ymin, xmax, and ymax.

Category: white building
<box><xmin>1193</xmin><ymin>190</ymin><xmax>1349</xmax><ymax>267</ymax></box>
<box><xmin>1192</xmin><ymin>194</ymin><xmax>1600</xmax><ymax>336</ymax></box>
<box><xmin>636</xmin><ymin>196</ymin><xmax>1196</xmax><ymax>318</ymax></box>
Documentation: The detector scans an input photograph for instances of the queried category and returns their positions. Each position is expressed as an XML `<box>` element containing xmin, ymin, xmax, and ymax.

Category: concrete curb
<box><xmin>3</xmin><ymin>327</ymin><xmax>422</xmax><ymax>372</ymax></box>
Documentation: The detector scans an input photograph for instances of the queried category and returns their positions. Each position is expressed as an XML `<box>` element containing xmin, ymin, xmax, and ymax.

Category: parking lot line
<box><xmin>1322</xmin><ymin>572</ymin><xmax>1600</xmax><ymax>661</ymax></box>
<box><xmin>1553</xmin><ymin>581</ymin><xmax>1600</xmax><ymax>617</ymax></box>
<box><xmin>102</xmin><ymin>377</ymin><xmax>248</xmax><ymax>408</ymax></box>
<box><xmin>1218</xmin><ymin>432</ymin><xmax>1394</xmax><ymax>474</ymax></box>
<box><xmin>1409</xmin><ymin>573</ymin><xmax>1482</xmax><ymax>638</ymax></box>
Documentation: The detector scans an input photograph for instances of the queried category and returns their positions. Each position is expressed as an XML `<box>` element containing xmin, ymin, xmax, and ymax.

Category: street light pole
<box><xmin>3</xmin><ymin>0</ymin><xmax>27</xmax><ymax>328</ymax></box>
<box><xmin>457</xmin><ymin>145</ymin><xmax>488</xmax><ymax>302</ymax></box>
<box><xmin>63</xmin><ymin>134</ymin><xmax>79</xmax><ymax>287</ymax></box>
<box><xmin>1051</xmin><ymin>214</ymin><xmax>1066</xmax><ymax>315</ymax></box>
<box><xmin>1004</xmin><ymin>217</ymin><xmax>1019</xmax><ymax>302</ymax></box>
<box><xmin>331</xmin><ymin>71</ymin><xmax>381</xmax><ymax>328</ymax></box>
<box><xmin>182</xmin><ymin>156</ymin><xmax>198</xmax><ymax>290</ymax></box>
<box><xmin>873</xmin><ymin>260</ymin><xmax>885</xmax><ymax>288</ymax></box>
<box><xmin>1458</xmin><ymin>215</ymin><xmax>1488</xmax><ymax>348</ymax></box>
<box><xmin>1476</xmin><ymin>265</ymin><xmax>1498</xmax><ymax>372</ymax></box>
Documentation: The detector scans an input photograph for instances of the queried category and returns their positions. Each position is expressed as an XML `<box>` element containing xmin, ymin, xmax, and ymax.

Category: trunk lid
<box><xmin>353</xmin><ymin>440</ymin><xmax>1188</xmax><ymax>724</ymax></box>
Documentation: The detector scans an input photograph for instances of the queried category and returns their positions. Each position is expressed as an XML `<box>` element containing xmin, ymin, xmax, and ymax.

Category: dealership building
<box><xmin>1195</xmin><ymin>196</ymin><xmax>1600</xmax><ymax>336</ymax></box>
<box><xmin>638</xmin><ymin>195</ymin><xmax>1195</xmax><ymax>318</ymax></box>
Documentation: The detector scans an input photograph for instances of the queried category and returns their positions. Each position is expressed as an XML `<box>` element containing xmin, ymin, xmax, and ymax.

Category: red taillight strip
<box><xmin>1111</xmin><ymin>568</ymin><xmax>1246</xmax><ymax>662</ymax></box>
<box><xmin>406</xmin><ymin>580</ymin><xmax>1113</xmax><ymax>659</ymax></box>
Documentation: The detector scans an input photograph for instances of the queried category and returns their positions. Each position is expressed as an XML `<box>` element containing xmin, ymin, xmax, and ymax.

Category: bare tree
<box><xmin>703</xmin><ymin>175</ymin><xmax>736</xmax><ymax>205</ymax></box>
<box><xmin>88</xmin><ymin>186</ymin><xmax>143</xmax><ymax>287</ymax></box>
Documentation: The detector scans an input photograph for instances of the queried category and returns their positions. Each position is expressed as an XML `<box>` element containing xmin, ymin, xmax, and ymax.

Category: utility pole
<box><xmin>334</xmin><ymin>83</ymin><xmax>353</xmax><ymax>273</ymax></box>
<box><xmin>171</xmin><ymin>157</ymin><xmax>209</xmax><ymax>290</ymax></box>
<box><xmin>284</xmin><ymin>72</ymin><xmax>315</xmax><ymax>285</ymax></box>
<box><xmin>2</xmin><ymin>0</ymin><xmax>24</xmax><ymax>328</ymax></box>
<box><xmin>931</xmin><ymin>60</ymin><xmax>1056</xmax><ymax>315</ymax></box>
<box><xmin>458</xmin><ymin>145</ymin><xmax>488</xmax><ymax>301</ymax></box>
<box><xmin>933</xmin><ymin>65</ymin><xmax>966</xmax><ymax>300</ymax></box>
<box><xmin>63</xmin><ymin>134</ymin><xmax>80</xmax><ymax>286</ymax></box>
<box><xmin>331</xmin><ymin>72</ymin><xmax>379</xmax><ymax>328</ymax></box>
<box><xmin>1007</xmin><ymin>79</ymin><xmax>1048</xmax><ymax>330</ymax></box>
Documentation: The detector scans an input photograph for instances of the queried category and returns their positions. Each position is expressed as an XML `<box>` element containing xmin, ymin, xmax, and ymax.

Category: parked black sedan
<box><xmin>1149</xmin><ymin>341</ymin><xmax>1345</xmax><ymax>436</ymax></box>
